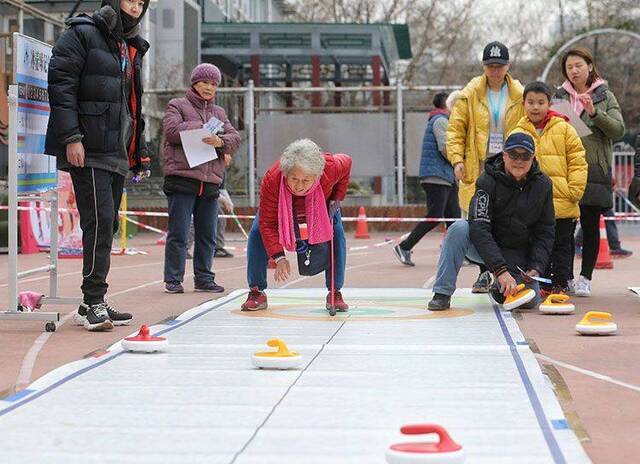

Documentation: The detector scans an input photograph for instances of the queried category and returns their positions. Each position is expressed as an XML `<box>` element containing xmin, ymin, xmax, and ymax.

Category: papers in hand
<box><xmin>179</xmin><ymin>128</ymin><xmax>218</xmax><ymax>168</ymax></box>
<box><xmin>550</xmin><ymin>99</ymin><xmax>592</xmax><ymax>137</ymax></box>
<box><xmin>204</xmin><ymin>116</ymin><xmax>224</xmax><ymax>134</ymax></box>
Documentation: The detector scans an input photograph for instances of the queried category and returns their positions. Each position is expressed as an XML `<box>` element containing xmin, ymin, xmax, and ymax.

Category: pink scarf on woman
<box><xmin>561</xmin><ymin>78</ymin><xmax>605</xmax><ymax>115</ymax></box>
<box><xmin>278</xmin><ymin>175</ymin><xmax>333</xmax><ymax>252</ymax></box>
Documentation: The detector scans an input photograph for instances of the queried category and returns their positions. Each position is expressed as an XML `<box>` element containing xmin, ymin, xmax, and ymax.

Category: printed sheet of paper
<box><xmin>179</xmin><ymin>128</ymin><xmax>218</xmax><ymax>168</ymax></box>
<box><xmin>551</xmin><ymin>100</ymin><xmax>592</xmax><ymax>137</ymax></box>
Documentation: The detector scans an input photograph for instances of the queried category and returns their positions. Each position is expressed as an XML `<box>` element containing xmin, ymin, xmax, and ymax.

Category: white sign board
<box><xmin>14</xmin><ymin>33</ymin><xmax>57</xmax><ymax>193</ymax></box>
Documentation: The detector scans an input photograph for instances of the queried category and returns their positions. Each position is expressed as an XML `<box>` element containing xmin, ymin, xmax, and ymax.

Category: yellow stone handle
<box><xmin>544</xmin><ymin>294</ymin><xmax>570</xmax><ymax>305</ymax></box>
<box><xmin>266</xmin><ymin>338</ymin><xmax>293</xmax><ymax>356</ymax></box>
<box><xmin>514</xmin><ymin>283</ymin><xmax>525</xmax><ymax>293</ymax></box>
<box><xmin>579</xmin><ymin>311</ymin><xmax>613</xmax><ymax>325</ymax></box>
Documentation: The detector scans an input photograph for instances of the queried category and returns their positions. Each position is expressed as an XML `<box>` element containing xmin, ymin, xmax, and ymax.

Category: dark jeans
<box><xmin>247</xmin><ymin>210</ymin><xmax>346</xmax><ymax>291</ymax></box>
<box><xmin>575</xmin><ymin>208</ymin><xmax>620</xmax><ymax>249</ymax></box>
<box><xmin>579</xmin><ymin>205</ymin><xmax>605</xmax><ymax>280</ymax></box>
<box><xmin>544</xmin><ymin>218</ymin><xmax>576</xmax><ymax>288</ymax></box>
<box><xmin>164</xmin><ymin>193</ymin><xmax>219</xmax><ymax>284</ymax></box>
<box><xmin>69</xmin><ymin>167</ymin><xmax>124</xmax><ymax>305</ymax></box>
<box><xmin>400</xmin><ymin>182</ymin><xmax>461</xmax><ymax>251</ymax></box>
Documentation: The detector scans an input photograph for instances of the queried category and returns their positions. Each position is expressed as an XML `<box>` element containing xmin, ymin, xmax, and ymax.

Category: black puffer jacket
<box><xmin>45</xmin><ymin>0</ymin><xmax>150</xmax><ymax>176</ymax></box>
<box><xmin>469</xmin><ymin>156</ymin><xmax>556</xmax><ymax>276</ymax></box>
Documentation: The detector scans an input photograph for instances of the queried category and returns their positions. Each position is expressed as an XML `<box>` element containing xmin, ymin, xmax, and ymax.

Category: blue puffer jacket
<box><xmin>418</xmin><ymin>112</ymin><xmax>454</xmax><ymax>184</ymax></box>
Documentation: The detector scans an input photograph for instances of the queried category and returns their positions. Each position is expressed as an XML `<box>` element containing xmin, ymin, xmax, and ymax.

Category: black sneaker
<box><xmin>610</xmin><ymin>247</ymin><xmax>633</xmax><ymax>258</ymax></box>
<box><xmin>194</xmin><ymin>281</ymin><xmax>225</xmax><ymax>293</ymax></box>
<box><xmin>84</xmin><ymin>302</ymin><xmax>114</xmax><ymax>331</ymax></box>
<box><xmin>393</xmin><ymin>244</ymin><xmax>415</xmax><ymax>267</ymax></box>
<box><xmin>104</xmin><ymin>303</ymin><xmax>132</xmax><ymax>326</ymax></box>
<box><xmin>472</xmin><ymin>271</ymin><xmax>492</xmax><ymax>294</ymax></box>
<box><xmin>165</xmin><ymin>281</ymin><xmax>185</xmax><ymax>293</ymax></box>
<box><xmin>215</xmin><ymin>248</ymin><xmax>234</xmax><ymax>258</ymax></box>
<box><xmin>428</xmin><ymin>293</ymin><xmax>451</xmax><ymax>311</ymax></box>
<box><xmin>74</xmin><ymin>304</ymin><xmax>88</xmax><ymax>326</ymax></box>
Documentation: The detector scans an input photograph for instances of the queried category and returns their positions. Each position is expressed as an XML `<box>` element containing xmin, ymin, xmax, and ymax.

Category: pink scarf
<box><xmin>561</xmin><ymin>78</ymin><xmax>605</xmax><ymax>115</ymax></box>
<box><xmin>278</xmin><ymin>175</ymin><xmax>333</xmax><ymax>252</ymax></box>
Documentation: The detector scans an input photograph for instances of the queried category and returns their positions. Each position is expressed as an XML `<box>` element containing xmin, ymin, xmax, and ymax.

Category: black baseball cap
<box><xmin>482</xmin><ymin>41</ymin><xmax>510</xmax><ymax>65</ymax></box>
<box><xmin>504</xmin><ymin>132</ymin><xmax>535</xmax><ymax>155</ymax></box>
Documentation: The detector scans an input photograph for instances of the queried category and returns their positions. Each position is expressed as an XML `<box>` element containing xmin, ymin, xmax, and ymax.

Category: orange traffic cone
<box><xmin>354</xmin><ymin>206</ymin><xmax>370</xmax><ymax>239</ymax></box>
<box><xmin>595</xmin><ymin>215</ymin><xmax>613</xmax><ymax>269</ymax></box>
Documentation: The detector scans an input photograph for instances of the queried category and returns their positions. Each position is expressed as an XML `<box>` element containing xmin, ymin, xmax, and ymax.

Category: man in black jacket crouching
<box><xmin>428</xmin><ymin>132</ymin><xmax>555</xmax><ymax>310</ymax></box>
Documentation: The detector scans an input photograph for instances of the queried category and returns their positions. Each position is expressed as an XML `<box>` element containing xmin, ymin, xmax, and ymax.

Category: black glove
<box><xmin>629</xmin><ymin>177</ymin><xmax>640</xmax><ymax>209</ymax></box>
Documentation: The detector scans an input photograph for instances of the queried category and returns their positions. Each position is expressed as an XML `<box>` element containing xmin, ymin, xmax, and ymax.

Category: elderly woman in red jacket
<box><xmin>241</xmin><ymin>139</ymin><xmax>352</xmax><ymax>312</ymax></box>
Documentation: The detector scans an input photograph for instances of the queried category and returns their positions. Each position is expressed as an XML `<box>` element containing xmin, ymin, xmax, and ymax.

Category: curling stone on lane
<box><xmin>539</xmin><ymin>294</ymin><xmax>575</xmax><ymax>315</ymax></box>
<box><xmin>386</xmin><ymin>424</ymin><xmax>465</xmax><ymax>464</ymax></box>
<box><xmin>502</xmin><ymin>284</ymin><xmax>536</xmax><ymax>311</ymax></box>
<box><xmin>252</xmin><ymin>338</ymin><xmax>303</xmax><ymax>370</ymax></box>
<box><xmin>576</xmin><ymin>311</ymin><xmax>617</xmax><ymax>335</ymax></box>
<box><xmin>121</xmin><ymin>325</ymin><xmax>168</xmax><ymax>353</ymax></box>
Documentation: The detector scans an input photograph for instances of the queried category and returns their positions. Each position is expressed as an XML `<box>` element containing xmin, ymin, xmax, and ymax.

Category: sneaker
<box><xmin>610</xmin><ymin>247</ymin><xmax>633</xmax><ymax>258</ymax></box>
<box><xmin>83</xmin><ymin>302</ymin><xmax>114</xmax><ymax>331</ymax></box>
<box><xmin>74</xmin><ymin>304</ymin><xmax>88</xmax><ymax>326</ymax></box>
<box><xmin>472</xmin><ymin>271</ymin><xmax>493</xmax><ymax>294</ymax></box>
<box><xmin>566</xmin><ymin>279</ymin><xmax>576</xmax><ymax>296</ymax></box>
<box><xmin>214</xmin><ymin>248</ymin><xmax>234</xmax><ymax>258</ymax></box>
<box><xmin>165</xmin><ymin>281</ymin><xmax>184</xmax><ymax>294</ymax></box>
<box><xmin>104</xmin><ymin>303</ymin><xmax>133</xmax><ymax>326</ymax></box>
<box><xmin>428</xmin><ymin>293</ymin><xmax>451</xmax><ymax>311</ymax></box>
<box><xmin>241</xmin><ymin>287</ymin><xmax>268</xmax><ymax>311</ymax></box>
<box><xmin>194</xmin><ymin>281</ymin><xmax>225</xmax><ymax>293</ymax></box>
<box><xmin>393</xmin><ymin>244</ymin><xmax>415</xmax><ymax>267</ymax></box>
<box><xmin>574</xmin><ymin>275</ymin><xmax>591</xmax><ymax>297</ymax></box>
<box><xmin>326</xmin><ymin>290</ymin><xmax>349</xmax><ymax>312</ymax></box>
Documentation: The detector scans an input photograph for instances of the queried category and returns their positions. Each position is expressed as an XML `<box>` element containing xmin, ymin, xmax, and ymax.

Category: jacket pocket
<box><xmin>78</xmin><ymin>102</ymin><xmax>109</xmax><ymax>153</ymax></box>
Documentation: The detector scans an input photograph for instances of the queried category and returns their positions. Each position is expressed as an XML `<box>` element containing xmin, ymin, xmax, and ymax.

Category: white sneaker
<box><xmin>574</xmin><ymin>276</ymin><xmax>591</xmax><ymax>297</ymax></box>
<box><xmin>566</xmin><ymin>279</ymin><xmax>576</xmax><ymax>296</ymax></box>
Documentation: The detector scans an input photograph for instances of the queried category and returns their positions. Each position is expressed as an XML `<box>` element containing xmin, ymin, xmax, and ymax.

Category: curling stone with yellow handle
<box><xmin>539</xmin><ymin>294</ymin><xmax>575</xmax><ymax>315</ymax></box>
<box><xmin>502</xmin><ymin>284</ymin><xmax>536</xmax><ymax>311</ymax></box>
<box><xmin>386</xmin><ymin>424</ymin><xmax>465</xmax><ymax>464</ymax></box>
<box><xmin>252</xmin><ymin>338</ymin><xmax>303</xmax><ymax>369</ymax></box>
<box><xmin>576</xmin><ymin>311</ymin><xmax>617</xmax><ymax>335</ymax></box>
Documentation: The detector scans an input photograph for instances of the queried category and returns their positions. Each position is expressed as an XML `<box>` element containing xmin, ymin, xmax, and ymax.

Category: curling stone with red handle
<box><xmin>386</xmin><ymin>424</ymin><xmax>465</xmax><ymax>464</ymax></box>
<box><xmin>252</xmin><ymin>338</ymin><xmax>303</xmax><ymax>369</ymax></box>
<box><xmin>121</xmin><ymin>325</ymin><xmax>168</xmax><ymax>352</ymax></box>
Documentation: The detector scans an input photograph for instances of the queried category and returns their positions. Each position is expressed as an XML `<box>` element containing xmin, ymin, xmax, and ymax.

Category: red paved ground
<box><xmin>1</xmin><ymin>229</ymin><xmax>638</xmax><ymax>462</ymax></box>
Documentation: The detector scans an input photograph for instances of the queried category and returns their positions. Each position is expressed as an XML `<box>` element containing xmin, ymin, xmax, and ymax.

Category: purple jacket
<box><xmin>162</xmin><ymin>88</ymin><xmax>240</xmax><ymax>184</ymax></box>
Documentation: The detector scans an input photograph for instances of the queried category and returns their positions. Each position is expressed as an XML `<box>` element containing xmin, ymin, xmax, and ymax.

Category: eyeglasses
<box><xmin>505</xmin><ymin>149</ymin><xmax>534</xmax><ymax>161</ymax></box>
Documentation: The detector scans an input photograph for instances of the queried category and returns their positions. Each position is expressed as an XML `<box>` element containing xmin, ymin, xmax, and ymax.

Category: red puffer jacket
<box><xmin>259</xmin><ymin>153</ymin><xmax>352</xmax><ymax>258</ymax></box>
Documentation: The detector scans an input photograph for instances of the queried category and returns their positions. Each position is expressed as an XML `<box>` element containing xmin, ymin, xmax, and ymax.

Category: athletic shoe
<box><xmin>393</xmin><ymin>244</ymin><xmax>415</xmax><ymax>267</ymax></box>
<box><xmin>214</xmin><ymin>248</ymin><xmax>234</xmax><ymax>258</ymax></box>
<box><xmin>194</xmin><ymin>281</ymin><xmax>225</xmax><ymax>293</ymax></box>
<box><xmin>83</xmin><ymin>302</ymin><xmax>114</xmax><ymax>331</ymax></box>
<box><xmin>610</xmin><ymin>247</ymin><xmax>633</xmax><ymax>258</ymax></box>
<box><xmin>241</xmin><ymin>287</ymin><xmax>268</xmax><ymax>311</ymax></box>
<box><xmin>428</xmin><ymin>293</ymin><xmax>451</xmax><ymax>311</ymax></box>
<box><xmin>326</xmin><ymin>290</ymin><xmax>349</xmax><ymax>312</ymax></box>
<box><xmin>165</xmin><ymin>281</ymin><xmax>185</xmax><ymax>294</ymax></box>
<box><xmin>566</xmin><ymin>279</ymin><xmax>576</xmax><ymax>296</ymax></box>
<box><xmin>573</xmin><ymin>275</ymin><xmax>591</xmax><ymax>297</ymax></box>
<box><xmin>472</xmin><ymin>271</ymin><xmax>493</xmax><ymax>293</ymax></box>
<box><xmin>104</xmin><ymin>303</ymin><xmax>133</xmax><ymax>326</ymax></box>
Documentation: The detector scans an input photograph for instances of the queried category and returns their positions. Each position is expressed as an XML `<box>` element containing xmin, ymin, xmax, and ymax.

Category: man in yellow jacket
<box><xmin>446</xmin><ymin>41</ymin><xmax>524</xmax><ymax>293</ymax></box>
<box><xmin>513</xmin><ymin>81</ymin><xmax>587</xmax><ymax>294</ymax></box>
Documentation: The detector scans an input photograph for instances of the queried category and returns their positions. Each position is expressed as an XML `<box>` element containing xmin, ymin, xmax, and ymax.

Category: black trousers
<box><xmin>69</xmin><ymin>167</ymin><xmax>124</xmax><ymax>305</ymax></box>
<box><xmin>544</xmin><ymin>218</ymin><xmax>576</xmax><ymax>288</ymax></box>
<box><xmin>579</xmin><ymin>205</ymin><xmax>605</xmax><ymax>280</ymax></box>
<box><xmin>400</xmin><ymin>182</ymin><xmax>461</xmax><ymax>250</ymax></box>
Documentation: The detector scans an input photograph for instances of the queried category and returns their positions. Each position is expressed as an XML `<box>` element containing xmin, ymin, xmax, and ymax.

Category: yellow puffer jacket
<box><xmin>513</xmin><ymin>115</ymin><xmax>587</xmax><ymax>219</ymax></box>
<box><xmin>446</xmin><ymin>74</ymin><xmax>524</xmax><ymax>212</ymax></box>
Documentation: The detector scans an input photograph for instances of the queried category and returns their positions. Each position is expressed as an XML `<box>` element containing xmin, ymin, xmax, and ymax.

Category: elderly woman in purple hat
<box><xmin>162</xmin><ymin>63</ymin><xmax>240</xmax><ymax>294</ymax></box>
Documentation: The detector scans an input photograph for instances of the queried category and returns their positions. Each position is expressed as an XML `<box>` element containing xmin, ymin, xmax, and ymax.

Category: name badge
<box><xmin>489</xmin><ymin>132</ymin><xmax>504</xmax><ymax>154</ymax></box>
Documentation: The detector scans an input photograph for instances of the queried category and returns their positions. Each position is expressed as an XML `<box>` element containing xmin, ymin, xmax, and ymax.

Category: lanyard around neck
<box><xmin>488</xmin><ymin>83</ymin><xmax>507</xmax><ymax>128</ymax></box>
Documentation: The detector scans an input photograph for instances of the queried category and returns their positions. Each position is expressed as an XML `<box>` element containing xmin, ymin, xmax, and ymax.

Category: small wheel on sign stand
<box><xmin>45</xmin><ymin>322</ymin><xmax>56</xmax><ymax>333</ymax></box>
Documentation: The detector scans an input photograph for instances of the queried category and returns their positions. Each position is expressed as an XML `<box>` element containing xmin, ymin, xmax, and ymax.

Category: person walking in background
<box><xmin>162</xmin><ymin>63</ymin><xmax>240</xmax><ymax>294</ymax></box>
<box><xmin>393</xmin><ymin>92</ymin><xmax>461</xmax><ymax>267</ymax></box>
<box><xmin>513</xmin><ymin>81</ymin><xmax>586</xmax><ymax>295</ymax></box>
<box><xmin>554</xmin><ymin>47</ymin><xmax>625</xmax><ymax>297</ymax></box>
<box><xmin>446</xmin><ymin>41</ymin><xmax>524</xmax><ymax>293</ymax></box>
<box><xmin>45</xmin><ymin>0</ymin><xmax>152</xmax><ymax>331</ymax></box>
<box><xmin>575</xmin><ymin>208</ymin><xmax>633</xmax><ymax>258</ymax></box>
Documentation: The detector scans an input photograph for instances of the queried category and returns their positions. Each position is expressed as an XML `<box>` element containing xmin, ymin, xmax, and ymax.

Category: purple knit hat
<box><xmin>190</xmin><ymin>63</ymin><xmax>221</xmax><ymax>86</ymax></box>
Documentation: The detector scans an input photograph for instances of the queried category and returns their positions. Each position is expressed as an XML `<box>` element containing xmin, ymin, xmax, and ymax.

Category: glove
<box><xmin>629</xmin><ymin>177</ymin><xmax>640</xmax><ymax>209</ymax></box>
